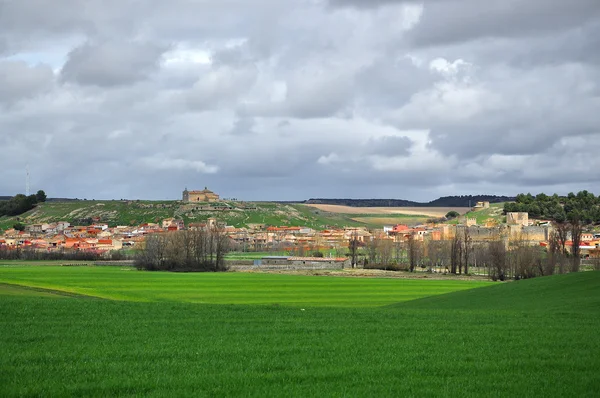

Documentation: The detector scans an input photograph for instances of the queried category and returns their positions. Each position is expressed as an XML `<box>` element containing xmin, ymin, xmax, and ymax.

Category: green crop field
<box><xmin>1</xmin><ymin>265</ymin><xmax>599</xmax><ymax>397</ymax></box>
<box><xmin>0</xmin><ymin>265</ymin><xmax>488</xmax><ymax>306</ymax></box>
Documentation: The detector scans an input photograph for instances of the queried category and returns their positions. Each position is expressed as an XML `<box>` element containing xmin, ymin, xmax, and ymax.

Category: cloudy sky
<box><xmin>1</xmin><ymin>0</ymin><xmax>599</xmax><ymax>201</ymax></box>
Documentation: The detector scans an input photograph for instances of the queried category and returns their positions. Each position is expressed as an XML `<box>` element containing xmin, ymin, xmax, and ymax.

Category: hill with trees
<box><xmin>503</xmin><ymin>191</ymin><xmax>600</xmax><ymax>224</ymax></box>
<box><xmin>0</xmin><ymin>191</ymin><xmax>47</xmax><ymax>217</ymax></box>
<box><xmin>304</xmin><ymin>195</ymin><xmax>514</xmax><ymax>208</ymax></box>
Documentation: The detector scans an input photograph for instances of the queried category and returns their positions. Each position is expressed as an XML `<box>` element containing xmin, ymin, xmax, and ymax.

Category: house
<box><xmin>162</xmin><ymin>218</ymin><xmax>185</xmax><ymax>230</ymax></box>
<box><xmin>581</xmin><ymin>233</ymin><xmax>594</xmax><ymax>242</ymax></box>
<box><xmin>56</xmin><ymin>221</ymin><xmax>71</xmax><ymax>231</ymax></box>
<box><xmin>29</xmin><ymin>224</ymin><xmax>50</xmax><ymax>233</ymax></box>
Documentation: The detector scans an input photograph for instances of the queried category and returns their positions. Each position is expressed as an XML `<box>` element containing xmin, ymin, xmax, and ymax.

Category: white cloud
<box><xmin>139</xmin><ymin>157</ymin><xmax>219</xmax><ymax>174</ymax></box>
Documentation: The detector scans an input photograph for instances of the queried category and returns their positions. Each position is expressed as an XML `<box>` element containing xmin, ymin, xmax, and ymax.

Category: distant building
<box><xmin>466</xmin><ymin>217</ymin><xmax>477</xmax><ymax>227</ymax></box>
<box><xmin>507</xmin><ymin>212</ymin><xmax>529</xmax><ymax>227</ymax></box>
<box><xmin>182</xmin><ymin>187</ymin><xmax>220</xmax><ymax>202</ymax></box>
<box><xmin>472</xmin><ymin>201</ymin><xmax>490</xmax><ymax>211</ymax></box>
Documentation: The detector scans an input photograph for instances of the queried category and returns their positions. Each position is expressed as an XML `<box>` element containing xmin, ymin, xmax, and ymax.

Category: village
<box><xmin>2</xmin><ymin>197</ymin><xmax>599</xmax><ymax>265</ymax></box>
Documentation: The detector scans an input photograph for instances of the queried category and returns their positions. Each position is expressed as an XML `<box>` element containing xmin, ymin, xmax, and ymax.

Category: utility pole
<box><xmin>26</xmin><ymin>164</ymin><xmax>30</xmax><ymax>196</ymax></box>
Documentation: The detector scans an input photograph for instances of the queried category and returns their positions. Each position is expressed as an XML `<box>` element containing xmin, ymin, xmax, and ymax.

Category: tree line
<box><xmin>0</xmin><ymin>191</ymin><xmax>47</xmax><ymax>218</ymax></box>
<box><xmin>355</xmin><ymin>223</ymin><xmax>596</xmax><ymax>280</ymax></box>
<box><xmin>305</xmin><ymin>195</ymin><xmax>513</xmax><ymax>208</ymax></box>
<box><xmin>0</xmin><ymin>246</ymin><xmax>105</xmax><ymax>261</ymax></box>
<box><xmin>135</xmin><ymin>228</ymin><xmax>229</xmax><ymax>272</ymax></box>
<box><xmin>503</xmin><ymin>191</ymin><xmax>600</xmax><ymax>224</ymax></box>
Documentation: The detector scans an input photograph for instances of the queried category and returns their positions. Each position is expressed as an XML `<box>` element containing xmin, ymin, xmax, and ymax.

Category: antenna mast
<box><xmin>26</xmin><ymin>165</ymin><xmax>30</xmax><ymax>196</ymax></box>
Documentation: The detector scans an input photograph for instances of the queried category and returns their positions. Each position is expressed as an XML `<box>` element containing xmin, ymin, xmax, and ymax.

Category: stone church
<box><xmin>182</xmin><ymin>187</ymin><xmax>220</xmax><ymax>202</ymax></box>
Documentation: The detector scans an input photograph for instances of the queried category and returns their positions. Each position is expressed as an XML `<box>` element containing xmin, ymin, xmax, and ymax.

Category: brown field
<box><xmin>351</xmin><ymin>217</ymin><xmax>426</xmax><ymax>225</ymax></box>
<box><xmin>304</xmin><ymin>204</ymin><xmax>471</xmax><ymax>217</ymax></box>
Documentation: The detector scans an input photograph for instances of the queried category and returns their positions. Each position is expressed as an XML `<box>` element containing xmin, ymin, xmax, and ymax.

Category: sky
<box><xmin>1</xmin><ymin>0</ymin><xmax>599</xmax><ymax>201</ymax></box>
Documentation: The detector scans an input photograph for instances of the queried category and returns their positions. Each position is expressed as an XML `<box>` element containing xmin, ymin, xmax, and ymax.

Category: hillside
<box><xmin>304</xmin><ymin>195</ymin><xmax>515</xmax><ymax>207</ymax></box>
<box><xmin>0</xmin><ymin>200</ymin><xmax>432</xmax><ymax>230</ymax></box>
<box><xmin>457</xmin><ymin>201</ymin><xmax>506</xmax><ymax>224</ymax></box>
<box><xmin>397</xmin><ymin>271</ymin><xmax>600</xmax><ymax>313</ymax></box>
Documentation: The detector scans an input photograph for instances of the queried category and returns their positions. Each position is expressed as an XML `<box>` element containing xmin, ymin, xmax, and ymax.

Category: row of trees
<box><xmin>0</xmin><ymin>191</ymin><xmax>47</xmax><ymax>217</ymax></box>
<box><xmin>355</xmin><ymin>222</ymin><xmax>591</xmax><ymax>280</ymax></box>
<box><xmin>135</xmin><ymin>228</ymin><xmax>229</xmax><ymax>271</ymax></box>
<box><xmin>0</xmin><ymin>247</ymin><xmax>103</xmax><ymax>261</ymax></box>
<box><xmin>504</xmin><ymin>190</ymin><xmax>600</xmax><ymax>224</ymax></box>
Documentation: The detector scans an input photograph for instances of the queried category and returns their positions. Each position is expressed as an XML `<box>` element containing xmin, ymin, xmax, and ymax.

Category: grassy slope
<box><xmin>396</xmin><ymin>270</ymin><xmax>600</xmax><ymax>312</ymax></box>
<box><xmin>461</xmin><ymin>202</ymin><xmax>506</xmax><ymax>224</ymax></box>
<box><xmin>0</xmin><ymin>201</ymin><xmax>434</xmax><ymax>231</ymax></box>
<box><xmin>0</xmin><ymin>268</ymin><xmax>598</xmax><ymax>396</ymax></box>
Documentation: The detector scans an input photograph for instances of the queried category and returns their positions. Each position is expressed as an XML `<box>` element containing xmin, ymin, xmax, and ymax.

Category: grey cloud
<box><xmin>2</xmin><ymin>0</ymin><xmax>600</xmax><ymax>201</ymax></box>
<box><xmin>0</xmin><ymin>61</ymin><xmax>54</xmax><ymax>105</ymax></box>
<box><xmin>285</xmin><ymin>75</ymin><xmax>354</xmax><ymax>119</ymax></box>
<box><xmin>229</xmin><ymin>117</ymin><xmax>257</xmax><ymax>136</ymax></box>
<box><xmin>409</xmin><ymin>0</ymin><xmax>600</xmax><ymax>47</ymax></box>
<box><xmin>239</xmin><ymin>71</ymin><xmax>355</xmax><ymax>119</ymax></box>
<box><xmin>185</xmin><ymin>65</ymin><xmax>258</xmax><ymax>111</ymax></box>
<box><xmin>60</xmin><ymin>41</ymin><xmax>168</xmax><ymax>87</ymax></box>
<box><xmin>366</xmin><ymin>136</ymin><xmax>413</xmax><ymax>156</ymax></box>
<box><xmin>331</xmin><ymin>0</ymin><xmax>600</xmax><ymax>46</ymax></box>
<box><xmin>355</xmin><ymin>55</ymin><xmax>435</xmax><ymax>109</ymax></box>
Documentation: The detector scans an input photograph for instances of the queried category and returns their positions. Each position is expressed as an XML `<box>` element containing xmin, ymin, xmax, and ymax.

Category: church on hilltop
<box><xmin>182</xmin><ymin>187</ymin><xmax>220</xmax><ymax>203</ymax></box>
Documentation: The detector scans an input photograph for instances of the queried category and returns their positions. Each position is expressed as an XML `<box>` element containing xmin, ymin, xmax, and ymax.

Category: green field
<box><xmin>0</xmin><ymin>266</ymin><xmax>488</xmax><ymax>306</ymax></box>
<box><xmin>1</xmin><ymin>265</ymin><xmax>599</xmax><ymax>396</ymax></box>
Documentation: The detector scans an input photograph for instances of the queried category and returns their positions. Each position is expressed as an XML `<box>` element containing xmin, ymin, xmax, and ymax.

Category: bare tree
<box><xmin>367</xmin><ymin>236</ymin><xmax>380</xmax><ymax>266</ymax></box>
<box><xmin>378</xmin><ymin>238</ymin><xmax>394</xmax><ymax>269</ymax></box>
<box><xmin>554</xmin><ymin>222</ymin><xmax>569</xmax><ymax>256</ymax></box>
<box><xmin>136</xmin><ymin>227</ymin><xmax>229</xmax><ymax>272</ymax></box>
<box><xmin>450</xmin><ymin>231</ymin><xmax>463</xmax><ymax>274</ymax></box>
<box><xmin>487</xmin><ymin>240</ymin><xmax>507</xmax><ymax>281</ymax></box>
<box><xmin>406</xmin><ymin>233</ymin><xmax>421</xmax><ymax>272</ymax></box>
<box><xmin>348</xmin><ymin>230</ymin><xmax>360</xmax><ymax>269</ymax></box>
<box><xmin>546</xmin><ymin>230</ymin><xmax>563</xmax><ymax>275</ymax></box>
<box><xmin>570</xmin><ymin>218</ymin><xmax>583</xmax><ymax>272</ymax></box>
<box><xmin>463</xmin><ymin>227</ymin><xmax>472</xmax><ymax>275</ymax></box>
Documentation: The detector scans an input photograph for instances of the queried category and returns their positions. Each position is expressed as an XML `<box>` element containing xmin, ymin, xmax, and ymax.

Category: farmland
<box><xmin>0</xmin><ymin>265</ymin><xmax>489</xmax><ymax>306</ymax></box>
<box><xmin>303</xmin><ymin>204</ymin><xmax>471</xmax><ymax>217</ymax></box>
<box><xmin>1</xmin><ymin>265</ymin><xmax>599</xmax><ymax>396</ymax></box>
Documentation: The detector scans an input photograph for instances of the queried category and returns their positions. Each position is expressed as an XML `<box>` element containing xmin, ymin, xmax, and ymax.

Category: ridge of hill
<box><xmin>394</xmin><ymin>271</ymin><xmax>600</xmax><ymax>312</ymax></box>
<box><xmin>0</xmin><ymin>200</ymin><xmax>434</xmax><ymax>230</ymax></box>
<box><xmin>304</xmin><ymin>195</ymin><xmax>515</xmax><ymax>208</ymax></box>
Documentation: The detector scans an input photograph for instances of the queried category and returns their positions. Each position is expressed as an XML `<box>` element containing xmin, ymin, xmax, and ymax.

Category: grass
<box><xmin>463</xmin><ymin>202</ymin><xmax>507</xmax><ymax>225</ymax></box>
<box><xmin>1</xmin><ymin>266</ymin><xmax>599</xmax><ymax>396</ymax></box>
<box><xmin>0</xmin><ymin>265</ymin><xmax>489</xmax><ymax>306</ymax></box>
<box><xmin>0</xmin><ymin>200</ymin><xmax>413</xmax><ymax>231</ymax></box>
<box><xmin>0</xmin><ymin>200</ymin><xmax>445</xmax><ymax>231</ymax></box>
